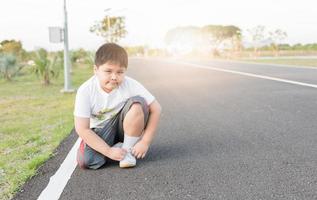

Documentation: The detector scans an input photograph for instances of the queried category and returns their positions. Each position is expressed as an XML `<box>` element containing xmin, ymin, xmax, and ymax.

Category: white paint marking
<box><xmin>172</xmin><ymin>61</ymin><xmax>317</xmax><ymax>89</ymax></box>
<box><xmin>211</xmin><ymin>59</ymin><xmax>317</xmax><ymax>70</ymax></box>
<box><xmin>38</xmin><ymin>138</ymin><xmax>81</xmax><ymax>200</ymax></box>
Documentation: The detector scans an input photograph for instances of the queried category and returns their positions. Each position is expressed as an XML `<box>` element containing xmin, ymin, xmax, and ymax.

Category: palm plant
<box><xmin>32</xmin><ymin>48</ymin><xmax>60</xmax><ymax>85</ymax></box>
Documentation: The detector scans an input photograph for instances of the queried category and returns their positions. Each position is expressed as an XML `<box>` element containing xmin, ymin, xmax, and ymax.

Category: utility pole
<box><xmin>61</xmin><ymin>0</ymin><xmax>74</xmax><ymax>93</ymax></box>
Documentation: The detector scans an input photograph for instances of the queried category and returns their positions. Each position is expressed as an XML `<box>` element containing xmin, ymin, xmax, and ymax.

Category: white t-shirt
<box><xmin>74</xmin><ymin>75</ymin><xmax>155</xmax><ymax>128</ymax></box>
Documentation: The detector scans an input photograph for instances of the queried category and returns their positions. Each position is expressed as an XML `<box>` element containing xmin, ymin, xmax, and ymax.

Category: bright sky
<box><xmin>0</xmin><ymin>0</ymin><xmax>316</xmax><ymax>51</ymax></box>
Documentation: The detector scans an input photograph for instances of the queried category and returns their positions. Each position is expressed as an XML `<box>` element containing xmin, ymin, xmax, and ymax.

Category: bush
<box><xmin>0</xmin><ymin>53</ymin><xmax>25</xmax><ymax>81</ymax></box>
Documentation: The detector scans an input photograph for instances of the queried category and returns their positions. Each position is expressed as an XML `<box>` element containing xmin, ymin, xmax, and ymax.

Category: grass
<box><xmin>239</xmin><ymin>58</ymin><xmax>317</xmax><ymax>67</ymax></box>
<box><xmin>0</xmin><ymin>64</ymin><xmax>93</xmax><ymax>200</ymax></box>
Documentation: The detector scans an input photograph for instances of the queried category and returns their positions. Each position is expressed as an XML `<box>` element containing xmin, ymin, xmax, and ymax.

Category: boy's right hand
<box><xmin>106</xmin><ymin>147</ymin><xmax>127</xmax><ymax>161</ymax></box>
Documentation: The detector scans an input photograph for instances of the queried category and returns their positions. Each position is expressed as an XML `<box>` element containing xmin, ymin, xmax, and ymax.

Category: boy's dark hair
<box><xmin>94</xmin><ymin>43</ymin><xmax>128</xmax><ymax>68</ymax></box>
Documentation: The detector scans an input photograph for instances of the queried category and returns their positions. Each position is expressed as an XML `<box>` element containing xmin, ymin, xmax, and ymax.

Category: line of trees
<box><xmin>246</xmin><ymin>43</ymin><xmax>317</xmax><ymax>51</ymax></box>
<box><xmin>165</xmin><ymin>25</ymin><xmax>242</xmax><ymax>57</ymax></box>
<box><xmin>163</xmin><ymin>25</ymin><xmax>299</xmax><ymax>58</ymax></box>
<box><xmin>0</xmin><ymin>40</ymin><xmax>94</xmax><ymax>84</ymax></box>
<box><xmin>1</xmin><ymin>22</ymin><xmax>316</xmax><ymax>83</ymax></box>
<box><xmin>246</xmin><ymin>25</ymin><xmax>287</xmax><ymax>57</ymax></box>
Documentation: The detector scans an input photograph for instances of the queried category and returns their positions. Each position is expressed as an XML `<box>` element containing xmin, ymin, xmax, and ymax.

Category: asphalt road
<box><xmin>14</xmin><ymin>58</ymin><xmax>317</xmax><ymax>200</ymax></box>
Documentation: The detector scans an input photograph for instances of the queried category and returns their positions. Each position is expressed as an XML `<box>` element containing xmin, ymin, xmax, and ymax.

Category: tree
<box><xmin>201</xmin><ymin>25</ymin><xmax>241</xmax><ymax>56</ymax></box>
<box><xmin>230</xmin><ymin>29</ymin><xmax>243</xmax><ymax>58</ymax></box>
<box><xmin>268</xmin><ymin>29</ymin><xmax>287</xmax><ymax>56</ymax></box>
<box><xmin>0</xmin><ymin>40</ymin><xmax>22</xmax><ymax>54</ymax></box>
<box><xmin>90</xmin><ymin>15</ymin><xmax>127</xmax><ymax>43</ymax></box>
<box><xmin>32</xmin><ymin>48</ymin><xmax>61</xmax><ymax>85</ymax></box>
<box><xmin>0</xmin><ymin>39</ymin><xmax>28</xmax><ymax>61</ymax></box>
<box><xmin>247</xmin><ymin>25</ymin><xmax>266</xmax><ymax>58</ymax></box>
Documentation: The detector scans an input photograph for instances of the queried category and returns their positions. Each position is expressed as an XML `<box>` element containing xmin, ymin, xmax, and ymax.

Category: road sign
<box><xmin>49</xmin><ymin>27</ymin><xmax>63</xmax><ymax>43</ymax></box>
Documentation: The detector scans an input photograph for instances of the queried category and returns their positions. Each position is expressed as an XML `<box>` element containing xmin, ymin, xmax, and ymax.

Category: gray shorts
<box><xmin>76</xmin><ymin>96</ymin><xmax>150</xmax><ymax>169</ymax></box>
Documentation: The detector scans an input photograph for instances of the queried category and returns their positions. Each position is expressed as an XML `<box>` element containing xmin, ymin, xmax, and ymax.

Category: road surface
<box><xmin>13</xmin><ymin>58</ymin><xmax>317</xmax><ymax>200</ymax></box>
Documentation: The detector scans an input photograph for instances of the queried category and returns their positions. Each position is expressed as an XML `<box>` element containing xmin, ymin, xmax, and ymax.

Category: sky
<box><xmin>0</xmin><ymin>0</ymin><xmax>316</xmax><ymax>51</ymax></box>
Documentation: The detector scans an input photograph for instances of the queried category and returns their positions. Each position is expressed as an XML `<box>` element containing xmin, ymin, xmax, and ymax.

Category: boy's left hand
<box><xmin>132</xmin><ymin>140</ymin><xmax>149</xmax><ymax>159</ymax></box>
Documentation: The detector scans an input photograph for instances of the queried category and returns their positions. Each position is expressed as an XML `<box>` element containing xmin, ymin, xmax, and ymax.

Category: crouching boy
<box><xmin>74</xmin><ymin>43</ymin><xmax>161</xmax><ymax>169</ymax></box>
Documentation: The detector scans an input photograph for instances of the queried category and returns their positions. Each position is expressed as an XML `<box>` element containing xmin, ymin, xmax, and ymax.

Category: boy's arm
<box><xmin>74</xmin><ymin>117</ymin><xmax>127</xmax><ymax>161</ymax></box>
<box><xmin>132</xmin><ymin>100</ymin><xmax>162</xmax><ymax>158</ymax></box>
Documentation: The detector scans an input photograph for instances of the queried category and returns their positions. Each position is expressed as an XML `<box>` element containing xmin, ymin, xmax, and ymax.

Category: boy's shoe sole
<box><xmin>119</xmin><ymin>162</ymin><xmax>136</xmax><ymax>168</ymax></box>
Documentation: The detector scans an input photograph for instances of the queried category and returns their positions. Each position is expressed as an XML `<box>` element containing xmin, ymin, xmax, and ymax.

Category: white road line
<box><xmin>38</xmin><ymin>138</ymin><xmax>81</xmax><ymax>200</ymax></box>
<box><xmin>211</xmin><ymin>59</ymin><xmax>317</xmax><ymax>70</ymax></box>
<box><xmin>173</xmin><ymin>61</ymin><xmax>317</xmax><ymax>89</ymax></box>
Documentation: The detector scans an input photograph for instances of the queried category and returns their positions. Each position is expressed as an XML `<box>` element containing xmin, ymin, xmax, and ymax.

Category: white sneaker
<box><xmin>119</xmin><ymin>148</ymin><xmax>136</xmax><ymax>168</ymax></box>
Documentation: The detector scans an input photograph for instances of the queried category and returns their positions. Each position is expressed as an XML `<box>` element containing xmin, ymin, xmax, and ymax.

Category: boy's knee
<box><xmin>128</xmin><ymin>103</ymin><xmax>144</xmax><ymax>117</ymax></box>
<box><xmin>126</xmin><ymin>96</ymin><xmax>149</xmax><ymax>117</ymax></box>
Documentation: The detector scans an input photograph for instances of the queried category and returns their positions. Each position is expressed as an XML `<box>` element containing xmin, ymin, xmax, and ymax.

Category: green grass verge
<box><xmin>0</xmin><ymin>64</ymin><xmax>93</xmax><ymax>200</ymax></box>
<box><xmin>240</xmin><ymin>58</ymin><xmax>317</xmax><ymax>67</ymax></box>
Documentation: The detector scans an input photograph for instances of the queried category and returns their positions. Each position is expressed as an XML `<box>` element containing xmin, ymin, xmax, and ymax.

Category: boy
<box><xmin>74</xmin><ymin>43</ymin><xmax>162</xmax><ymax>169</ymax></box>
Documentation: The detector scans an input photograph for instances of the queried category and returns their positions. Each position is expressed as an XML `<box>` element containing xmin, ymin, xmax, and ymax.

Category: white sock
<box><xmin>122</xmin><ymin>134</ymin><xmax>140</xmax><ymax>151</ymax></box>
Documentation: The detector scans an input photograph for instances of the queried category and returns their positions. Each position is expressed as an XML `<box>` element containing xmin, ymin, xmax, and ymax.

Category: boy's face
<box><xmin>94</xmin><ymin>62</ymin><xmax>126</xmax><ymax>93</ymax></box>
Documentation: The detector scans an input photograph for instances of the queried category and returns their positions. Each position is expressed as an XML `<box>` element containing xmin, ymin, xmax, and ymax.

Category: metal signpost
<box><xmin>49</xmin><ymin>0</ymin><xmax>74</xmax><ymax>93</ymax></box>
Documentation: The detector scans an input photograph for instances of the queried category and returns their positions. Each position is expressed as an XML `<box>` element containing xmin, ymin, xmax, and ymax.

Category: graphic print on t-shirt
<box><xmin>91</xmin><ymin>100</ymin><xmax>126</xmax><ymax>121</ymax></box>
<box><xmin>92</xmin><ymin>107</ymin><xmax>115</xmax><ymax>120</ymax></box>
